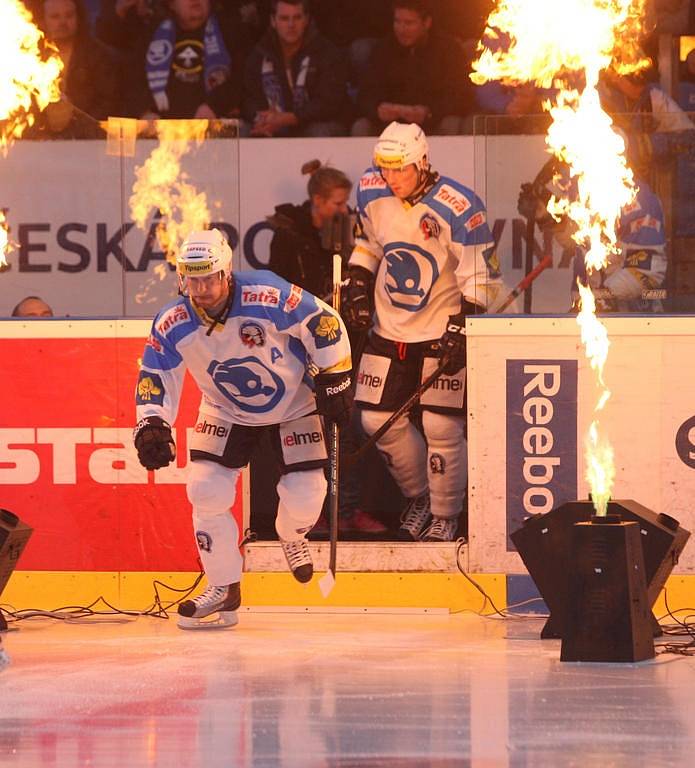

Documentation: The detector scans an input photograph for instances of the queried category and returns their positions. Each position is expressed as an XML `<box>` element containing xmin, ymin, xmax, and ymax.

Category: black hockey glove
<box><xmin>438</xmin><ymin>312</ymin><xmax>468</xmax><ymax>375</ymax></box>
<box><xmin>342</xmin><ymin>266</ymin><xmax>374</xmax><ymax>332</ymax></box>
<box><xmin>133</xmin><ymin>416</ymin><xmax>176</xmax><ymax>470</ymax></box>
<box><xmin>517</xmin><ymin>183</ymin><xmax>555</xmax><ymax>230</ymax></box>
<box><xmin>314</xmin><ymin>371</ymin><xmax>353</xmax><ymax>427</ymax></box>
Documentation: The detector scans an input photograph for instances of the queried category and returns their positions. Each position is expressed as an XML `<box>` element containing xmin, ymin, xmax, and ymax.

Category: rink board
<box><xmin>2</xmin><ymin>317</ymin><xmax>695</xmax><ymax>612</ymax></box>
<box><xmin>467</xmin><ymin>315</ymin><xmax>695</xmax><ymax>574</ymax></box>
<box><xmin>4</xmin><ymin>135</ymin><xmax>575</xmax><ymax>318</ymax></box>
<box><xmin>0</xmin><ymin>320</ymin><xmax>247</xmax><ymax>573</ymax></box>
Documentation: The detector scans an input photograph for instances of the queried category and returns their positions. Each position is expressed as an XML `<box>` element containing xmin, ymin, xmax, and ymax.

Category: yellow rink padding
<box><xmin>3</xmin><ymin>571</ymin><xmax>504</xmax><ymax>614</ymax></box>
<box><xmin>3</xmin><ymin>571</ymin><xmax>695</xmax><ymax>616</ymax></box>
<box><xmin>652</xmin><ymin>576</ymin><xmax>695</xmax><ymax>622</ymax></box>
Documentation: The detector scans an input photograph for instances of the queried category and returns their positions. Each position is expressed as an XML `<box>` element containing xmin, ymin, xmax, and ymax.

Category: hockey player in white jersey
<box><xmin>345</xmin><ymin>122</ymin><xmax>501</xmax><ymax>542</ymax></box>
<box><xmin>133</xmin><ymin>229</ymin><xmax>352</xmax><ymax>628</ymax></box>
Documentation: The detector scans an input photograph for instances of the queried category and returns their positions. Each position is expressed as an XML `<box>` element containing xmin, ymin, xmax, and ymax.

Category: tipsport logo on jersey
<box><xmin>383</xmin><ymin>241</ymin><xmax>439</xmax><ymax>312</ymax></box>
<box><xmin>207</xmin><ymin>357</ymin><xmax>285</xmax><ymax>413</ymax></box>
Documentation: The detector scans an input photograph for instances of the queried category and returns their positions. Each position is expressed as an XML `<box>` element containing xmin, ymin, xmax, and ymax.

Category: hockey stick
<box><xmin>523</xmin><ymin>215</ymin><xmax>535</xmax><ymax>313</ymax></box>
<box><xmin>493</xmin><ymin>253</ymin><xmax>553</xmax><ymax>313</ymax></box>
<box><xmin>319</xmin><ymin>254</ymin><xmax>343</xmax><ymax>597</ymax></box>
<box><xmin>343</xmin><ymin>354</ymin><xmax>451</xmax><ymax>468</ymax></box>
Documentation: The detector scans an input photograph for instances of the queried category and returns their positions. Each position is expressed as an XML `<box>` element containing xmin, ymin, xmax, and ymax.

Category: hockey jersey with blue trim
<box><xmin>135</xmin><ymin>270</ymin><xmax>351</xmax><ymax>427</ymax></box>
<box><xmin>349</xmin><ymin>168</ymin><xmax>502</xmax><ymax>342</ymax></box>
<box><xmin>618</xmin><ymin>180</ymin><xmax>665</xmax><ymax>253</ymax></box>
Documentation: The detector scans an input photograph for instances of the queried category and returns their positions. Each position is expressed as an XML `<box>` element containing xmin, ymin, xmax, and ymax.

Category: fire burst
<box><xmin>1</xmin><ymin>0</ymin><xmax>63</xmax><ymax>265</ymax></box>
<box><xmin>1</xmin><ymin>0</ymin><xmax>63</xmax><ymax>149</ymax></box>
<box><xmin>130</xmin><ymin>120</ymin><xmax>211</xmax><ymax>264</ymax></box>
<box><xmin>473</xmin><ymin>0</ymin><xmax>649</xmax><ymax>515</ymax></box>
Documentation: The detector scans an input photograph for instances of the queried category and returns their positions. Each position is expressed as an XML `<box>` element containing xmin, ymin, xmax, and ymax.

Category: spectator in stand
<box><xmin>222</xmin><ymin>1</ymin><xmax>271</xmax><ymax>44</ymax></box>
<box><xmin>472</xmin><ymin>31</ymin><xmax>549</xmax><ymax>134</ymax></box>
<box><xmin>242</xmin><ymin>0</ymin><xmax>349</xmax><ymax>137</ymax></box>
<box><xmin>95</xmin><ymin>0</ymin><xmax>162</xmax><ymax>53</ymax></box>
<box><xmin>11</xmin><ymin>296</ymin><xmax>54</xmax><ymax>318</ymax></box>
<box><xmin>351</xmin><ymin>0</ymin><xmax>472</xmax><ymax>136</ymax></box>
<box><xmin>125</xmin><ymin>0</ymin><xmax>244</xmax><ymax>120</ymax></box>
<box><xmin>266</xmin><ymin>160</ymin><xmax>388</xmax><ymax>535</ymax></box>
<box><xmin>30</xmin><ymin>0</ymin><xmax>121</xmax><ymax>138</ymax></box>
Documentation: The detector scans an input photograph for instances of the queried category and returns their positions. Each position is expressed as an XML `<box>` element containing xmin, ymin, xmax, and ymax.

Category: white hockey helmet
<box><xmin>176</xmin><ymin>228</ymin><xmax>233</xmax><ymax>280</ymax></box>
<box><xmin>373</xmin><ymin>121</ymin><xmax>429</xmax><ymax>172</ymax></box>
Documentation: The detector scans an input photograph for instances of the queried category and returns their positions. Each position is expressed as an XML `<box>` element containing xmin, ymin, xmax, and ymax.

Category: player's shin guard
<box><xmin>360</xmin><ymin>408</ymin><xmax>428</xmax><ymax>498</ymax></box>
<box><xmin>422</xmin><ymin>411</ymin><xmax>467</xmax><ymax>535</ymax></box>
<box><xmin>187</xmin><ymin>461</ymin><xmax>243</xmax><ymax>586</ymax></box>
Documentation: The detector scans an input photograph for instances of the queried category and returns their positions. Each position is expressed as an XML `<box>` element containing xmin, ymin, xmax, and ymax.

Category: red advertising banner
<box><xmin>0</xmin><ymin>321</ymin><xmax>244</xmax><ymax>571</ymax></box>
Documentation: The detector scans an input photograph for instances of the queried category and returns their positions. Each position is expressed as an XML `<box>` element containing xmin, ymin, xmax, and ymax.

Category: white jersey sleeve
<box><xmin>136</xmin><ymin>302</ymin><xmax>189</xmax><ymax>425</ymax></box>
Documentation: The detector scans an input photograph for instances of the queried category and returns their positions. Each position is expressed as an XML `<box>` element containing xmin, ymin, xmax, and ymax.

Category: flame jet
<box><xmin>472</xmin><ymin>0</ymin><xmax>650</xmax><ymax>515</ymax></box>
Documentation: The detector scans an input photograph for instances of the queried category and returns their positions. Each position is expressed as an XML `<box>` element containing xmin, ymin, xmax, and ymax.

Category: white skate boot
<box><xmin>280</xmin><ymin>538</ymin><xmax>313</xmax><ymax>583</ymax></box>
<box><xmin>422</xmin><ymin>516</ymin><xmax>458</xmax><ymax>542</ymax></box>
<box><xmin>397</xmin><ymin>492</ymin><xmax>432</xmax><ymax>541</ymax></box>
<box><xmin>177</xmin><ymin>583</ymin><xmax>241</xmax><ymax>630</ymax></box>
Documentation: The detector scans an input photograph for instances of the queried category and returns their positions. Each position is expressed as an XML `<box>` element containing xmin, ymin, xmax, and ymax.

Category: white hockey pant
<box><xmin>275</xmin><ymin>468</ymin><xmax>326</xmax><ymax>541</ymax></box>
<box><xmin>361</xmin><ymin>409</ymin><xmax>466</xmax><ymax>520</ymax></box>
<box><xmin>187</xmin><ymin>460</ymin><xmax>242</xmax><ymax>587</ymax></box>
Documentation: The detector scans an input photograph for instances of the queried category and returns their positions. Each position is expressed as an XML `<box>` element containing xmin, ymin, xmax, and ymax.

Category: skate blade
<box><xmin>177</xmin><ymin>610</ymin><xmax>239</xmax><ymax>630</ymax></box>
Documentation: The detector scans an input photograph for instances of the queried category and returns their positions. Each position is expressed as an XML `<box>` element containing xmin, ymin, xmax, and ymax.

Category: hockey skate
<box><xmin>177</xmin><ymin>583</ymin><xmax>241</xmax><ymax>630</ymax></box>
<box><xmin>0</xmin><ymin>637</ymin><xmax>9</xmax><ymax>671</ymax></box>
<box><xmin>422</xmin><ymin>516</ymin><xmax>458</xmax><ymax>542</ymax></box>
<box><xmin>397</xmin><ymin>492</ymin><xmax>431</xmax><ymax>541</ymax></box>
<box><xmin>280</xmin><ymin>538</ymin><xmax>313</xmax><ymax>583</ymax></box>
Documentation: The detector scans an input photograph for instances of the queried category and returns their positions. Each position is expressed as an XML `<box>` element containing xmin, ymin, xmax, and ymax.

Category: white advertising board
<box><xmin>466</xmin><ymin>315</ymin><xmax>695</xmax><ymax>574</ymax></box>
<box><xmin>1</xmin><ymin>135</ymin><xmax>573</xmax><ymax>318</ymax></box>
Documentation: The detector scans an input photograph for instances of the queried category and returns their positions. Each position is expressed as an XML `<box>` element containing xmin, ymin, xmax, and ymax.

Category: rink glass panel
<box><xmin>1</xmin><ymin>118</ymin><xmax>241</xmax><ymax>318</ymax></box>
<box><xmin>473</xmin><ymin>111</ymin><xmax>695</xmax><ymax>315</ymax></box>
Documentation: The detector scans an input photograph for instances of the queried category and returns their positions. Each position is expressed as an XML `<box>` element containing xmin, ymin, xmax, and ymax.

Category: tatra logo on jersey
<box><xmin>629</xmin><ymin>215</ymin><xmax>661</xmax><ymax>234</ymax></box>
<box><xmin>384</xmin><ymin>242</ymin><xmax>439</xmax><ymax>312</ymax></box>
<box><xmin>359</xmin><ymin>171</ymin><xmax>387</xmax><ymax>191</ymax></box>
<box><xmin>433</xmin><ymin>184</ymin><xmax>471</xmax><ymax>216</ymax></box>
<box><xmin>283</xmin><ymin>285</ymin><xmax>303</xmax><ymax>313</ymax></box>
<box><xmin>207</xmin><ymin>357</ymin><xmax>285</xmax><ymax>413</ymax></box>
<box><xmin>156</xmin><ymin>305</ymin><xmax>190</xmax><ymax>336</ymax></box>
<box><xmin>307</xmin><ymin>312</ymin><xmax>342</xmax><ymax>348</ymax></box>
<box><xmin>146</xmin><ymin>334</ymin><xmax>162</xmax><ymax>353</ymax></box>
<box><xmin>241</xmin><ymin>285</ymin><xmax>280</xmax><ymax>307</ymax></box>
<box><xmin>464</xmin><ymin>211</ymin><xmax>486</xmax><ymax>232</ymax></box>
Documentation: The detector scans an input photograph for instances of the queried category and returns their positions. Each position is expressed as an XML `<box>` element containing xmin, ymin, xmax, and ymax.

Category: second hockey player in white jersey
<box><xmin>345</xmin><ymin>122</ymin><xmax>502</xmax><ymax>542</ymax></box>
<box><xmin>133</xmin><ymin>229</ymin><xmax>352</xmax><ymax>628</ymax></box>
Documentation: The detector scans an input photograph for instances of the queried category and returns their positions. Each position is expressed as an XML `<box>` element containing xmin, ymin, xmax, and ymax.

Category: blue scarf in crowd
<box><xmin>146</xmin><ymin>16</ymin><xmax>231</xmax><ymax>113</ymax></box>
<box><xmin>260</xmin><ymin>54</ymin><xmax>310</xmax><ymax>113</ymax></box>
